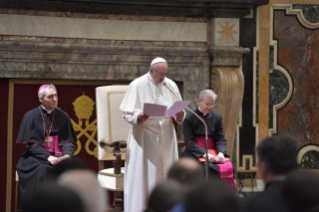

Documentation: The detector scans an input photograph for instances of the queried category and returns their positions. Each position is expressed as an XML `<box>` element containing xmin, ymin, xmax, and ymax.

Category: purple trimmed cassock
<box><xmin>16</xmin><ymin>106</ymin><xmax>77</xmax><ymax>200</ymax></box>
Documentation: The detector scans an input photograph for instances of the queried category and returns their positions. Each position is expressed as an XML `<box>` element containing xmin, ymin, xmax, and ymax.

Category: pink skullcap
<box><xmin>38</xmin><ymin>84</ymin><xmax>49</xmax><ymax>94</ymax></box>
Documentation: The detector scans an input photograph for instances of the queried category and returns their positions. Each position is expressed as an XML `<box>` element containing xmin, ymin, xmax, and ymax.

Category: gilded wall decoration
<box><xmin>71</xmin><ymin>93</ymin><xmax>98</xmax><ymax>158</ymax></box>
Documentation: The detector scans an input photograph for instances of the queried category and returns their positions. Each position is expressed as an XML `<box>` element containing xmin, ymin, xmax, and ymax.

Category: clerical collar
<box><xmin>198</xmin><ymin>107</ymin><xmax>208</xmax><ymax>116</ymax></box>
<box><xmin>41</xmin><ymin>105</ymin><xmax>54</xmax><ymax>114</ymax></box>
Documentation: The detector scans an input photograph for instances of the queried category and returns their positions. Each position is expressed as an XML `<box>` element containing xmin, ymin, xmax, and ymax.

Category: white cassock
<box><xmin>119</xmin><ymin>72</ymin><xmax>184</xmax><ymax>212</ymax></box>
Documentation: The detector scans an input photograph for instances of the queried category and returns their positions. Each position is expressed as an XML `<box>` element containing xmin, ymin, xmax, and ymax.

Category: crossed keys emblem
<box><xmin>70</xmin><ymin>93</ymin><xmax>98</xmax><ymax>158</ymax></box>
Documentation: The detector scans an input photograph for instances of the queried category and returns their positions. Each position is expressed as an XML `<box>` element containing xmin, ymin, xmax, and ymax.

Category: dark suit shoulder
<box><xmin>185</xmin><ymin>111</ymin><xmax>195</xmax><ymax>120</ymax></box>
<box><xmin>24</xmin><ymin>107</ymin><xmax>40</xmax><ymax>117</ymax></box>
<box><xmin>243</xmin><ymin>181</ymin><xmax>288</xmax><ymax>212</ymax></box>
<box><xmin>209</xmin><ymin>111</ymin><xmax>222</xmax><ymax>119</ymax></box>
<box><xmin>54</xmin><ymin>108</ymin><xmax>70</xmax><ymax>118</ymax></box>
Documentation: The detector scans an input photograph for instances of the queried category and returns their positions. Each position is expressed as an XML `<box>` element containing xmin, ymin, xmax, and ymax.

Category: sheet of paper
<box><xmin>143</xmin><ymin>103</ymin><xmax>167</xmax><ymax>116</ymax></box>
<box><xmin>165</xmin><ymin>101</ymin><xmax>191</xmax><ymax>117</ymax></box>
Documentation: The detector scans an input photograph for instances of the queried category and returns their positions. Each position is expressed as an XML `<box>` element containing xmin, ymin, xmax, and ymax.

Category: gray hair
<box><xmin>38</xmin><ymin>84</ymin><xmax>57</xmax><ymax>98</ymax></box>
<box><xmin>58</xmin><ymin>170</ymin><xmax>108</xmax><ymax>212</ymax></box>
<box><xmin>199</xmin><ymin>89</ymin><xmax>217</xmax><ymax>101</ymax></box>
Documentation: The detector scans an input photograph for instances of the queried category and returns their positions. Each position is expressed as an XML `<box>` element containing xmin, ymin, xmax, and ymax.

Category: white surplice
<box><xmin>120</xmin><ymin>72</ymin><xmax>184</xmax><ymax>212</ymax></box>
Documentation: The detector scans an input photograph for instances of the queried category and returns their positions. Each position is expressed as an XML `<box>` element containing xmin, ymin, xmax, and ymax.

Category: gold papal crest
<box><xmin>70</xmin><ymin>93</ymin><xmax>98</xmax><ymax>158</ymax></box>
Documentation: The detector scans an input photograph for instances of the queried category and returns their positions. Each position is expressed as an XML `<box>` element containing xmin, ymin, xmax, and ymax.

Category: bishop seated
<box><xmin>16</xmin><ymin>84</ymin><xmax>77</xmax><ymax>201</ymax></box>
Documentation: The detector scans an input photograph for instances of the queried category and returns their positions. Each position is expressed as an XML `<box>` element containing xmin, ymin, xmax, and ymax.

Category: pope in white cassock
<box><xmin>120</xmin><ymin>57</ymin><xmax>185</xmax><ymax>212</ymax></box>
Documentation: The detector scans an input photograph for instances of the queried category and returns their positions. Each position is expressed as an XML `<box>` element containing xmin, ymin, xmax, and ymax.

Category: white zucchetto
<box><xmin>150</xmin><ymin>57</ymin><xmax>167</xmax><ymax>66</ymax></box>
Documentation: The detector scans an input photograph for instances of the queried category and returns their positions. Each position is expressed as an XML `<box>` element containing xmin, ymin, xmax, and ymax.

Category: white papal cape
<box><xmin>120</xmin><ymin>72</ymin><xmax>183</xmax><ymax>212</ymax></box>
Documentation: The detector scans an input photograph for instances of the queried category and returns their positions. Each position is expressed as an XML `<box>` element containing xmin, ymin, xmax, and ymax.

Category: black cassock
<box><xmin>181</xmin><ymin>109</ymin><xmax>230</xmax><ymax>176</ymax></box>
<box><xmin>16</xmin><ymin>106</ymin><xmax>77</xmax><ymax>200</ymax></box>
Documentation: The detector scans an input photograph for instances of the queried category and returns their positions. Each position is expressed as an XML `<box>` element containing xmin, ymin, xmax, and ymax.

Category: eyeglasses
<box><xmin>152</xmin><ymin>68</ymin><xmax>169</xmax><ymax>77</ymax></box>
<box><xmin>205</xmin><ymin>103</ymin><xmax>215</xmax><ymax>107</ymax></box>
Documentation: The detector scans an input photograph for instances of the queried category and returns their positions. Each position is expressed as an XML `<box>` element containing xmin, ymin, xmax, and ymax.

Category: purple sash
<box><xmin>41</xmin><ymin>136</ymin><xmax>62</xmax><ymax>156</ymax></box>
<box><xmin>194</xmin><ymin>136</ymin><xmax>236</xmax><ymax>193</ymax></box>
<box><xmin>218</xmin><ymin>162</ymin><xmax>236</xmax><ymax>193</ymax></box>
<box><xmin>194</xmin><ymin>136</ymin><xmax>214</xmax><ymax>149</ymax></box>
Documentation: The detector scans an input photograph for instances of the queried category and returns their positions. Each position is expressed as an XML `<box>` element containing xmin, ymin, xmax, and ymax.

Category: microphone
<box><xmin>163</xmin><ymin>82</ymin><xmax>210</xmax><ymax>180</ymax></box>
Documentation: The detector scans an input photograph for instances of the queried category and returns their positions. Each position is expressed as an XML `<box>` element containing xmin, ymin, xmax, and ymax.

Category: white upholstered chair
<box><xmin>95</xmin><ymin>85</ymin><xmax>130</xmax><ymax>211</ymax></box>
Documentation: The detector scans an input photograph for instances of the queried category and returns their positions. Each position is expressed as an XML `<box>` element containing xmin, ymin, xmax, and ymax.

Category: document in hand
<box><xmin>143</xmin><ymin>101</ymin><xmax>191</xmax><ymax>117</ymax></box>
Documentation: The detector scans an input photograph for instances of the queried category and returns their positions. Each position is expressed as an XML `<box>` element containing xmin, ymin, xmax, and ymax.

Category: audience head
<box><xmin>167</xmin><ymin>157</ymin><xmax>203</xmax><ymax>192</ymax></box>
<box><xmin>198</xmin><ymin>89</ymin><xmax>217</xmax><ymax>115</ymax></box>
<box><xmin>282</xmin><ymin>170</ymin><xmax>319</xmax><ymax>212</ymax></box>
<box><xmin>22</xmin><ymin>183</ymin><xmax>85</xmax><ymax>212</ymax></box>
<box><xmin>58</xmin><ymin>169</ymin><xmax>108</xmax><ymax>212</ymax></box>
<box><xmin>145</xmin><ymin>180</ymin><xmax>184</xmax><ymax>212</ymax></box>
<box><xmin>53</xmin><ymin>157</ymin><xmax>88</xmax><ymax>179</ymax></box>
<box><xmin>184</xmin><ymin>179</ymin><xmax>239</xmax><ymax>212</ymax></box>
<box><xmin>257</xmin><ymin>135</ymin><xmax>297</xmax><ymax>183</ymax></box>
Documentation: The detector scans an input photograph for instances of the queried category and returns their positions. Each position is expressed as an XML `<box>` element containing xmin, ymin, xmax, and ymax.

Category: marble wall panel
<box><xmin>211</xmin><ymin>18</ymin><xmax>240</xmax><ymax>47</ymax></box>
<box><xmin>0</xmin><ymin>14</ymin><xmax>206</xmax><ymax>42</ymax></box>
<box><xmin>238</xmin><ymin>9</ymin><xmax>258</xmax><ymax>167</ymax></box>
<box><xmin>292</xmin><ymin>5</ymin><xmax>319</xmax><ymax>23</ymax></box>
<box><xmin>274</xmin><ymin>10</ymin><xmax>319</xmax><ymax>148</ymax></box>
<box><xmin>258</xmin><ymin>0</ymin><xmax>318</xmax><ymax>145</ymax></box>
<box><xmin>0</xmin><ymin>35</ymin><xmax>207</xmax><ymax>47</ymax></box>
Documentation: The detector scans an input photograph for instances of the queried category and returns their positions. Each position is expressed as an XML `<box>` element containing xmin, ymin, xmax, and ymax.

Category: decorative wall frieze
<box><xmin>211</xmin><ymin>18</ymin><xmax>240</xmax><ymax>47</ymax></box>
<box><xmin>0</xmin><ymin>0</ymin><xmax>269</xmax><ymax>18</ymax></box>
<box><xmin>210</xmin><ymin>46</ymin><xmax>250</xmax><ymax>66</ymax></box>
<box><xmin>0</xmin><ymin>40</ymin><xmax>210</xmax><ymax>110</ymax></box>
<box><xmin>0</xmin><ymin>41</ymin><xmax>208</xmax><ymax>56</ymax></box>
<box><xmin>0</xmin><ymin>14</ymin><xmax>207</xmax><ymax>42</ymax></box>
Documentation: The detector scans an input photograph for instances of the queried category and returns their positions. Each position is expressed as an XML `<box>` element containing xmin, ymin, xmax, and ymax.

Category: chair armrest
<box><xmin>178</xmin><ymin>140</ymin><xmax>185</xmax><ymax>148</ymax></box>
<box><xmin>100</xmin><ymin>140</ymin><xmax>127</xmax><ymax>149</ymax></box>
<box><xmin>100</xmin><ymin>140</ymin><xmax>126</xmax><ymax>174</ymax></box>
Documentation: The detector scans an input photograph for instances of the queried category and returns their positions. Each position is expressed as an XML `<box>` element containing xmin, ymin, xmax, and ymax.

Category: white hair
<box><xmin>199</xmin><ymin>89</ymin><xmax>217</xmax><ymax>101</ymax></box>
<box><xmin>38</xmin><ymin>84</ymin><xmax>57</xmax><ymax>99</ymax></box>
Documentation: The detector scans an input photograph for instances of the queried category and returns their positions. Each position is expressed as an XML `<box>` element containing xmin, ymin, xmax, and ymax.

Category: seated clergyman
<box><xmin>16</xmin><ymin>84</ymin><xmax>77</xmax><ymax>200</ymax></box>
<box><xmin>181</xmin><ymin>89</ymin><xmax>235</xmax><ymax>191</ymax></box>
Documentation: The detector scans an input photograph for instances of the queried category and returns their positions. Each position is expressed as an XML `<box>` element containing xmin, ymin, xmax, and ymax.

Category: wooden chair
<box><xmin>15</xmin><ymin>171</ymin><xmax>20</xmax><ymax>212</ymax></box>
<box><xmin>95</xmin><ymin>85</ymin><xmax>130</xmax><ymax>211</ymax></box>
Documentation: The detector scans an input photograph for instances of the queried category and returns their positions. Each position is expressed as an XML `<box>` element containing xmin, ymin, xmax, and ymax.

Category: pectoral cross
<box><xmin>45</xmin><ymin>137</ymin><xmax>52</xmax><ymax>147</ymax></box>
